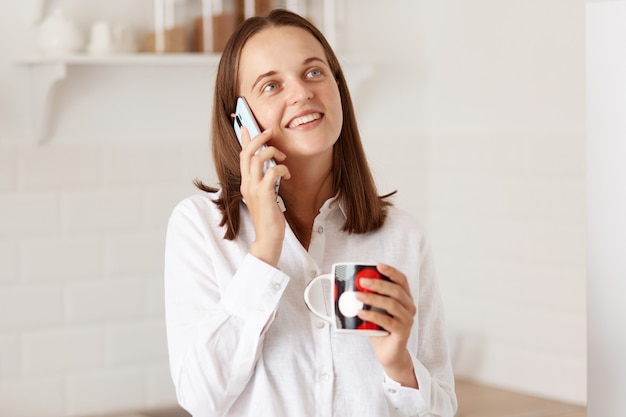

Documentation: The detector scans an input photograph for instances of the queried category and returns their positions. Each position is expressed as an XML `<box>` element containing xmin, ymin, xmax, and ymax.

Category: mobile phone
<box><xmin>233</xmin><ymin>97</ymin><xmax>281</xmax><ymax>197</ymax></box>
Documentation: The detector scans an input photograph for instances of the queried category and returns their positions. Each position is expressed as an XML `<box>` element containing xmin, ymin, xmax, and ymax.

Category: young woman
<box><xmin>164</xmin><ymin>9</ymin><xmax>457</xmax><ymax>417</ymax></box>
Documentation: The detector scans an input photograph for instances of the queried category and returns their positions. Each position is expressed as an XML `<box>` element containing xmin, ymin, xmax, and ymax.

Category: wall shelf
<box><xmin>16</xmin><ymin>54</ymin><xmax>222</xmax><ymax>143</ymax></box>
<box><xmin>17</xmin><ymin>52</ymin><xmax>374</xmax><ymax>144</ymax></box>
<box><xmin>18</xmin><ymin>53</ymin><xmax>223</xmax><ymax>66</ymax></box>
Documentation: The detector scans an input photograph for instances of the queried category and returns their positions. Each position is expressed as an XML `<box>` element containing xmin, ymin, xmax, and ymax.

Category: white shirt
<box><xmin>164</xmin><ymin>192</ymin><xmax>457</xmax><ymax>417</ymax></box>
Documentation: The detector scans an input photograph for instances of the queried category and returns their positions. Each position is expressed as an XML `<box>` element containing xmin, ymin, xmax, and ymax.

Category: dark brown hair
<box><xmin>195</xmin><ymin>9</ymin><xmax>394</xmax><ymax>240</ymax></box>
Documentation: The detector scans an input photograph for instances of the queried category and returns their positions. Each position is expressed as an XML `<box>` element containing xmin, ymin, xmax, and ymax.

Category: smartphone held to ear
<box><xmin>233</xmin><ymin>97</ymin><xmax>281</xmax><ymax>199</ymax></box>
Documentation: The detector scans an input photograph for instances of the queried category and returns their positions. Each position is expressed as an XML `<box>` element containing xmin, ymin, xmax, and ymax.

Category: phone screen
<box><xmin>233</xmin><ymin>97</ymin><xmax>281</xmax><ymax>198</ymax></box>
<box><xmin>234</xmin><ymin>97</ymin><xmax>262</xmax><ymax>144</ymax></box>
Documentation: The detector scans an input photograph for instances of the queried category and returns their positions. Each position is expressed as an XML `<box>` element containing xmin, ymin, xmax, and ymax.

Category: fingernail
<box><xmin>360</xmin><ymin>278</ymin><xmax>374</xmax><ymax>288</ymax></box>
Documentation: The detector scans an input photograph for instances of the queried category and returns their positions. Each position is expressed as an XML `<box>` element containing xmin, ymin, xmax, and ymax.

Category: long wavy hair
<box><xmin>195</xmin><ymin>9</ymin><xmax>394</xmax><ymax>240</ymax></box>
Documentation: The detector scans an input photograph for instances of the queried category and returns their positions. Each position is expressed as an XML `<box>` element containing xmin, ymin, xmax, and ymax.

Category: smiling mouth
<box><xmin>288</xmin><ymin>113</ymin><xmax>322</xmax><ymax>128</ymax></box>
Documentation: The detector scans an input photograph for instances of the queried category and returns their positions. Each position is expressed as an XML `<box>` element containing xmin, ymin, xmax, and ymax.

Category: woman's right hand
<box><xmin>239</xmin><ymin>127</ymin><xmax>291</xmax><ymax>267</ymax></box>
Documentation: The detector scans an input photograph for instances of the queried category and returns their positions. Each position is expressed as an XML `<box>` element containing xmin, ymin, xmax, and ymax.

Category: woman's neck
<box><xmin>279</xmin><ymin>158</ymin><xmax>334</xmax><ymax>249</ymax></box>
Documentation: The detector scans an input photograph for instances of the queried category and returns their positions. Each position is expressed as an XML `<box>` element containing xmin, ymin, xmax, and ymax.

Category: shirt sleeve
<box><xmin>382</xmin><ymin>220</ymin><xmax>458</xmax><ymax>417</ymax></box>
<box><xmin>409</xmin><ymin>236</ymin><xmax>457</xmax><ymax>416</ymax></box>
<box><xmin>382</xmin><ymin>374</ymin><xmax>428</xmax><ymax>416</ymax></box>
<box><xmin>164</xmin><ymin>198</ymin><xmax>290</xmax><ymax>417</ymax></box>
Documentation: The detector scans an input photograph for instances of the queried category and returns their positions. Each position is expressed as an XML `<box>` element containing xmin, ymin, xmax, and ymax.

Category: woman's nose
<box><xmin>288</xmin><ymin>80</ymin><xmax>313</xmax><ymax>105</ymax></box>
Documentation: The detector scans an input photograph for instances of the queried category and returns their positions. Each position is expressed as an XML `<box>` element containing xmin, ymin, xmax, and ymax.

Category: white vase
<box><xmin>38</xmin><ymin>8</ymin><xmax>84</xmax><ymax>55</ymax></box>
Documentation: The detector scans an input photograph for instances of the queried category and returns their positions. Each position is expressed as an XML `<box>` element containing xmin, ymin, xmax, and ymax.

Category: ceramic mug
<box><xmin>304</xmin><ymin>263</ymin><xmax>390</xmax><ymax>336</ymax></box>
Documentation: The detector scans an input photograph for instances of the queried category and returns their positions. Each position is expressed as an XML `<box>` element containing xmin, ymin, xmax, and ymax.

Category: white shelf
<box><xmin>16</xmin><ymin>54</ymin><xmax>219</xmax><ymax>143</ymax></box>
<box><xmin>18</xmin><ymin>53</ymin><xmax>222</xmax><ymax>66</ymax></box>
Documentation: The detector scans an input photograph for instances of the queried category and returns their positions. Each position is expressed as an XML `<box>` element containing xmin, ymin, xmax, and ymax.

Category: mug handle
<box><xmin>303</xmin><ymin>274</ymin><xmax>333</xmax><ymax>323</ymax></box>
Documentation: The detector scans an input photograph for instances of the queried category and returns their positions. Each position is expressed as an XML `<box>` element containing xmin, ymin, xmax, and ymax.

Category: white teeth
<box><xmin>288</xmin><ymin>113</ymin><xmax>321</xmax><ymax>128</ymax></box>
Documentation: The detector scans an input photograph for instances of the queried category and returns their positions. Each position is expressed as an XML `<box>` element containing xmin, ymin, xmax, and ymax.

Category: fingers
<box><xmin>355</xmin><ymin>264</ymin><xmax>416</xmax><ymax>334</ymax></box>
<box><xmin>356</xmin><ymin>290</ymin><xmax>414</xmax><ymax>328</ymax></box>
<box><xmin>249</xmin><ymin>147</ymin><xmax>288</xmax><ymax>180</ymax></box>
<box><xmin>358</xmin><ymin>265</ymin><xmax>415</xmax><ymax>312</ymax></box>
<box><xmin>239</xmin><ymin>127</ymin><xmax>272</xmax><ymax>176</ymax></box>
<box><xmin>376</xmin><ymin>263</ymin><xmax>412</xmax><ymax>295</ymax></box>
<box><xmin>239</xmin><ymin>127</ymin><xmax>290</xmax><ymax>195</ymax></box>
<box><xmin>239</xmin><ymin>126</ymin><xmax>271</xmax><ymax>152</ymax></box>
<box><xmin>356</xmin><ymin>295</ymin><xmax>414</xmax><ymax>336</ymax></box>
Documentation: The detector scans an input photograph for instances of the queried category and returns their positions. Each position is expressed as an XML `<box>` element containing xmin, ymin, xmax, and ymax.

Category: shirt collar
<box><xmin>237</xmin><ymin>190</ymin><xmax>346</xmax><ymax>218</ymax></box>
<box><xmin>318</xmin><ymin>194</ymin><xmax>347</xmax><ymax>219</ymax></box>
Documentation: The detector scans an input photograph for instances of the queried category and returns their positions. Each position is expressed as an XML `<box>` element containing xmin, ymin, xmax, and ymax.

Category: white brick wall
<box><xmin>0</xmin><ymin>334</ymin><xmax>21</xmax><ymax>377</ymax></box>
<box><xmin>22</xmin><ymin>327</ymin><xmax>105</xmax><ymax>375</ymax></box>
<box><xmin>0</xmin><ymin>376</ymin><xmax>66</xmax><ymax>417</ymax></box>
<box><xmin>0</xmin><ymin>148</ymin><xmax>17</xmax><ymax>190</ymax></box>
<box><xmin>60</xmin><ymin>189</ymin><xmax>145</xmax><ymax>232</ymax></box>
<box><xmin>0</xmin><ymin>240</ymin><xmax>19</xmax><ymax>284</ymax></box>
<box><xmin>0</xmin><ymin>285</ymin><xmax>64</xmax><ymax>330</ymax></box>
<box><xmin>0</xmin><ymin>192</ymin><xmax>60</xmax><ymax>236</ymax></box>
<box><xmin>0</xmin><ymin>141</ymin><xmax>203</xmax><ymax>416</ymax></box>
<box><xmin>106</xmin><ymin>321</ymin><xmax>169</xmax><ymax>365</ymax></box>
<box><xmin>426</xmin><ymin>133</ymin><xmax>586</xmax><ymax>404</ymax></box>
<box><xmin>65</xmin><ymin>279</ymin><xmax>148</xmax><ymax>324</ymax></box>
<box><xmin>18</xmin><ymin>145</ymin><xmax>101</xmax><ymax>189</ymax></box>
<box><xmin>103</xmin><ymin>145</ymin><xmax>190</xmax><ymax>185</ymax></box>
<box><xmin>20</xmin><ymin>236</ymin><xmax>102</xmax><ymax>282</ymax></box>
<box><xmin>66</xmin><ymin>368</ymin><xmax>146</xmax><ymax>416</ymax></box>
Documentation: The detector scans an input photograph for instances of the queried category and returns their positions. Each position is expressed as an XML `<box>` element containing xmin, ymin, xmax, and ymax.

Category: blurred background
<box><xmin>0</xmin><ymin>0</ymin><xmax>589</xmax><ymax>416</ymax></box>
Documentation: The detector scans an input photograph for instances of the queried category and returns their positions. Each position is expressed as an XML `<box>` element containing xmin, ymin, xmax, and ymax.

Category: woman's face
<box><xmin>237</xmin><ymin>25</ymin><xmax>343</xmax><ymax>164</ymax></box>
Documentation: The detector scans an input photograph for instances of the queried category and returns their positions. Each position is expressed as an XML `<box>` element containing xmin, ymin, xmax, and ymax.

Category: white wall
<box><xmin>417</xmin><ymin>0</ymin><xmax>587</xmax><ymax>404</ymax></box>
<box><xmin>586</xmin><ymin>1</ymin><xmax>626</xmax><ymax>415</ymax></box>
<box><xmin>0</xmin><ymin>1</ymin><xmax>587</xmax><ymax>415</ymax></box>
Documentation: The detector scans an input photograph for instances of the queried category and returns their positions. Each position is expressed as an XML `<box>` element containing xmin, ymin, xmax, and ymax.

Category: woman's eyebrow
<box><xmin>251</xmin><ymin>70</ymin><xmax>277</xmax><ymax>93</ymax></box>
<box><xmin>303</xmin><ymin>56</ymin><xmax>327</xmax><ymax>66</ymax></box>
<box><xmin>249</xmin><ymin>56</ymin><xmax>328</xmax><ymax>93</ymax></box>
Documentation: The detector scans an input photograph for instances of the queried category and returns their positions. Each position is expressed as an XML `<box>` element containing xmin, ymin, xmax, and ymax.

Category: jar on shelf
<box><xmin>142</xmin><ymin>0</ymin><xmax>244</xmax><ymax>53</ymax></box>
<box><xmin>242</xmin><ymin>0</ymin><xmax>336</xmax><ymax>48</ymax></box>
<box><xmin>190</xmin><ymin>0</ymin><xmax>244</xmax><ymax>52</ymax></box>
<box><xmin>142</xmin><ymin>0</ymin><xmax>338</xmax><ymax>53</ymax></box>
<box><xmin>142</xmin><ymin>0</ymin><xmax>193</xmax><ymax>53</ymax></box>
<box><xmin>241</xmin><ymin>0</ymin><xmax>301</xmax><ymax>19</ymax></box>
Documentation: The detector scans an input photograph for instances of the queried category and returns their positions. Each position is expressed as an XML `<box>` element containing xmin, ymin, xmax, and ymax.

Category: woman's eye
<box><xmin>262</xmin><ymin>82</ymin><xmax>279</xmax><ymax>92</ymax></box>
<box><xmin>307</xmin><ymin>69</ymin><xmax>322</xmax><ymax>78</ymax></box>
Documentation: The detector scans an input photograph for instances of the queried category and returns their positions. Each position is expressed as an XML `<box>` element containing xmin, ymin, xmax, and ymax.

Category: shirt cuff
<box><xmin>382</xmin><ymin>374</ymin><xmax>427</xmax><ymax>417</ymax></box>
<box><xmin>221</xmin><ymin>253</ymin><xmax>290</xmax><ymax>321</ymax></box>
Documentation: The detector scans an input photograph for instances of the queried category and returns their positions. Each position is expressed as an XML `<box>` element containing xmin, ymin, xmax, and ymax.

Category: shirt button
<box><xmin>388</xmin><ymin>388</ymin><xmax>398</xmax><ymax>394</ymax></box>
<box><xmin>319</xmin><ymin>372</ymin><xmax>329</xmax><ymax>381</ymax></box>
<box><xmin>317</xmin><ymin>226</ymin><xmax>324</xmax><ymax>234</ymax></box>
<box><xmin>273</xmin><ymin>282</ymin><xmax>282</xmax><ymax>291</ymax></box>
<box><xmin>309</xmin><ymin>270</ymin><xmax>317</xmax><ymax>278</ymax></box>
<box><xmin>316</xmin><ymin>321</ymin><xmax>325</xmax><ymax>329</ymax></box>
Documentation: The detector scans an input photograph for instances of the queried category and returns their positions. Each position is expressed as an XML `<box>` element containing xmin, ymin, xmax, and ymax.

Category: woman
<box><xmin>165</xmin><ymin>9</ymin><xmax>456</xmax><ymax>417</ymax></box>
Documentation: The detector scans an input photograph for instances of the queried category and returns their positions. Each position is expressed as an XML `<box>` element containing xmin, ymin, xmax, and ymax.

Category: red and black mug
<box><xmin>304</xmin><ymin>263</ymin><xmax>390</xmax><ymax>336</ymax></box>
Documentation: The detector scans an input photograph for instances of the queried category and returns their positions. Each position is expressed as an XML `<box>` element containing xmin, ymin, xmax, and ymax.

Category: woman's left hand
<box><xmin>356</xmin><ymin>263</ymin><xmax>419</xmax><ymax>389</ymax></box>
